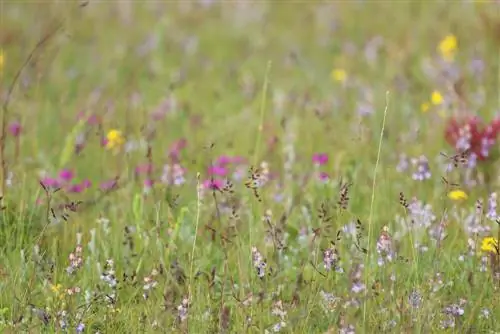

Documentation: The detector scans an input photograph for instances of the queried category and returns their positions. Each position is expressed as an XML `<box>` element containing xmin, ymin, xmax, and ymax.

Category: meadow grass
<box><xmin>1</xmin><ymin>1</ymin><xmax>500</xmax><ymax>333</ymax></box>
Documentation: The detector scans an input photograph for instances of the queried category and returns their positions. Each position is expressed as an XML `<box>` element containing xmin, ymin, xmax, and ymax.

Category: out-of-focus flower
<box><xmin>481</xmin><ymin>237</ymin><xmax>499</xmax><ymax>254</ymax></box>
<box><xmin>438</xmin><ymin>34</ymin><xmax>457</xmax><ymax>62</ymax></box>
<box><xmin>105</xmin><ymin>129</ymin><xmax>125</xmax><ymax>150</ymax></box>
<box><xmin>420</xmin><ymin>102</ymin><xmax>430</xmax><ymax>113</ymax></box>
<box><xmin>431</xmin><ymin>91</ymin><xmax>444</xmax><ymax>105</ymax></box>
<box><xmin>312</xmin><ymin>153</ymin><xmax>328</xmax><ymax>166</ymax></box>
<box><xmin>58</xmin><ymin>169</ymin><xmax>74</xmax><ymax>183</ymax></box>
<box><xmin>8</xmin><ymin>121</ymin><xmax>21</xmax><ymax>137</ymax></box>
<box><xmin>448</xmin><ymin>189</ymin><xmax>468</xmax><ymax>201</ymax></box>
<box><xmin>331</xmin><ymin>68</ymin><xmax>347</xmax><ymax>82</ymax></box>
<box><xmin>445</xmin><ymin>115</ymin><xmax>500</xmax><ymax>161</ymax></box>
<box><xmin>0</xmin><ymin>50</ymin><xmax>4</xmax><ymax>72</ymax></box>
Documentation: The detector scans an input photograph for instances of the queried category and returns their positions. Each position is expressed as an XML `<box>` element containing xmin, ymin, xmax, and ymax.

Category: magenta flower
<box><xmin>208</xmin><ymin>165</ymin><xmax>227</xmax><ymax>176</ymax></box>
<box><xmin>40</xmin><ymin>177</ymin><xmax>60</xmax><ymax>189</ymax></box>
<box><xmin>67</xmin><ymin>183</ymin><xmax>85</xmax><ymax>193</ymax></box>
<box><xmin>58</xmin><ymin>169</ymin><xmax>74</xmax><ymax>183</ymax></box>
<box><xmin>143</xmin><ymin>178</ymin><xmax>154</xmax><ymax>193</ymax></box>
<box><xmin>203</xmin><ymin>178</ymin><xmax>224</xmax><ymax>191</ymax></box>
<box><xmin>216</xmin><ymin>155</ymin><xmax>232</xmax><ymax>166</ymax></box>
<box><xmin>312</xmin><ymin>153</ymin><xmax>329</xmax><ymax>166</ymax></box>
<box><xmin>8</xmin><ymin>121</ymin><xmax>22</xmax><ymax>137</ymax></box>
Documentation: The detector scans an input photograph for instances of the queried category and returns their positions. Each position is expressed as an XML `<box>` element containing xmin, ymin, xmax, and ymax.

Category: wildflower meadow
<box><xmin>2</xmin><ymin>1</ymin><xmax>500</xmax><ymax>333</ymax></box>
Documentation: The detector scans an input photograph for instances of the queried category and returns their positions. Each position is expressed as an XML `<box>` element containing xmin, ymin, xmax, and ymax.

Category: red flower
<box><xmin>445</xmin><ymin>115</ymin><xmax>500</xmax><ymax>161</ymax></box>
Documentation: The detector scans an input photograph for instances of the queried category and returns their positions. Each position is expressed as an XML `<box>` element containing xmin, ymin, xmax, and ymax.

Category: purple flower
<box><xmin>8</xmin><ymin>121</ymin><xmax>22</xmax><ymax>137</ymax></box>
<box><xmin>318</xmin><ymin>171</ymin><xmax>329</xmax><ymax>182</ymax></box>
<box><xmin>312</xmin><ymin>153</ymin><xmax>328</xmax><ymax>166</ymax></box>
<box><xmin>411</xmin><ymin>156</ymin><xmax>431</xmax><ymax>181</ymax></box>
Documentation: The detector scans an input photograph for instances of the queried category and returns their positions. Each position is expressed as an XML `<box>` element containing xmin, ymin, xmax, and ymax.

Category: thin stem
<box><xmin>363</xmin><ymin>91</ymin><xmax>390</xmax><ymax>327</ymax></box>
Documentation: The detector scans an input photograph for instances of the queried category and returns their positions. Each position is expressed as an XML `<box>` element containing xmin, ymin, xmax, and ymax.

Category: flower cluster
<box><xmin>445</xmin><ymin>115</ymin><xmax>500</xmax><ymax>163</ymax></box>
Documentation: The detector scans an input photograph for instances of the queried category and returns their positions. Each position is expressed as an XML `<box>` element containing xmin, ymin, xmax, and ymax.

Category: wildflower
<box><xmin>331</xmin><ymin>68</ymin><xmax>347</xmax><ymax>82</ymax></box>
<box><xmin>431</xmin><ymin>91</ymin><xmax>444</xmax><ymax>105</ymax></box>
<box><xmin>481</xmin><ymin>237</ymin><xmax>499</xmax><ymax>253</ymax></box>
<box><xmin>323</xmin><ymin>243</ymin><xmax>342</xmax><ymax>272</ymax></box>
<box><xmin>76</xmin><ymin>323</ymin><xmax>85</xmax><ymax>333</ymax></box>
<box><xmin>420</xmin><ymin>102</ymin><xmax>430</xmax><ymax>113</ymax></box>
<box><xmin>105</xmin><ymin>129</ymin><xmax>125</xmax><ymax>150</ymax></box>
<box><xmin>0</xmin><ymin>50</ymin><xmax>4</xmax><ymax>72</ymax></box>
<box><xmin>177</xmin><ymin>297</ymin><xmax>189</xmax><ymax>323</ymax></box>
<box><xmin>312</xmin><ymin>153</ymin><xmax>328</xmax><ymax>166</ymax></box>
<box><xmin>486</xmin><ymin>192</ymin><xmax>497</xmax><ymax>220</ymax></box>
<box><xmin>8</xmin><ymin>121</ymin><xmax>21</xmax><ymax>137</ymax></box>
<box><xmin>100</xmin><ymin>178</ymin><xmax>118</xmax><ymax>191</ymax></box>
<box><xmin>445</xmin><ymin>115</ymin><xmax>500</xmax><ymax>161</ymax></box>
<box><xmin>58</xmin><ymin>169</ymin><xmax>74</xmax><ymax>183</ymax></box>
<box><xmin>202</xmin><ymin>178</ymin><xmax>224</xmax><ymax>191</ymax></box>
<box><xmin>408</xmin><ymin>290</ymin><xmax>422</xmax><ymax>309</ymax></box>
<box><xmin>448</xmin><ymin>189</ymin><xmax>468</xmax><ymax>201</ymax></box>
<box><xmin>251</xmin><ymin>246</ymin><xmax>267</xmax><ymax>278</ymax></box>
<box><xmin>411</xmin><ymin>155</ymin><xmax>431</xmax><ymax>181</ymax></box>
<box><xmin>207</xmin><ymin>165</ymin><xmax>227</xmax><ymax>176</ymax></box>
<box><xmin>438</xmin><ymin>34</ymin><xmax>458</xmax><ymax>62</ymax></box>
<box><xmin>396</xmin><ymin>153</ymin><xmax>409</xmax><ymax>172</ymax></box>
<box><xmin>376</xmin><ymin>226</ymin><xmax>394</xmax><ymax>265</ymax></box>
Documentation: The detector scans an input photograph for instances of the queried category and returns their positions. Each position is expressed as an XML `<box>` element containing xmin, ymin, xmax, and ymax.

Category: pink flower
<box><xmin>312</xmin><ymin>153</ymin><xmax>329</xmax><ymax>166</ymax></box>
<box><xmin>135</xmin><ymin>163</ymin><xmax>153</xmax><ymax>175</ymax></box>
<box><xmin>318</xmin><ymin>172</ymin><xmax>329</xmax><ymax>182</ymax></box>
<box><xmin>41</xmin><ymin>177</ymin><xmax>60</xmax><ymax>189</ymax></box>
<box><xmin>58</xmin><ymin>169</ymin><xmax>74</xmax><ymax>183</ymax></box>
<box><xmin>8</xmin><ymin>121</ymin><xmax>22</xmax><ymax>137</ymax></box>
<box><xmin>208</xmin><ymin>165</ymin><xmax>227</xmax><ymax>176</ymax></box>
<box><xmin>216</xmin><ymin>155</ymin><xmax>232</xmax><ymax>166</ymax></box>
<box><xmin>100</xmin><ymin>178</ymin><xmax>118</xmax><ymax>191</ymax></box>
<box><xmin>203</xmin><ymin>178</ymin><xmax>224</xmax><ymax>191</ymax></box>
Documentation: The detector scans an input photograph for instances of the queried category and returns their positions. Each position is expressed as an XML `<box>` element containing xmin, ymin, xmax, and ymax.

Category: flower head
<box><xmin>438</xmin><ymin>34</ymin><xmax>458</xmax><ymax>62</ymax></box>
<box><xmin>448</xmin><ymin>189</ymin><xmax>468</xmax><ymax>201</ymax></box>
<box><xmin>8</xmin><ymin>121</ymin><xmax>21</xmax><ymax>137</ymax></box>
<box><xmin>105</xmin><ymin>129</ymin><xmax>125</xmax><ymax>150</ymax></box>
<box><xmin>0</xmin><ymin>50</ymin><xmax>4</xmax><ymax>72</ymax></box>
<box><xmin>481</xmin><ymin>237</ymin><xmax>499</xmax><ymax>254</ymax></box>
<box><xmin>312</xmin><ymin>153</ymin><xmax>329</xmax><ymax>166</ymax></box>
<box><xmin>445</xmin><ymin>115</ymin><xmax>500</xmax><ymax>161</ymax></box>
<box><xmin>431</xmin><ymin>91</ymin><xmax>444</xmax><ymax>105</ymax></box>
<box><xmin>420</xmin><ymin>102</ymin><xmax>430</xmax><ymax>113</ymax></box>
<box><xmin>331</xmin><ymin>68</ymin><xmax>347</xmax><ymax>83</ymax></box>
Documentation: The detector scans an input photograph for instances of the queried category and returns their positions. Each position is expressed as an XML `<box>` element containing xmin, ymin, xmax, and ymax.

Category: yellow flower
<box><xmin>448</xmin><ymin>189</ymin><xmax>468</xmax><ymax>201</ymax></box>
<box><xmin>431</xmin><ymin>91</ymin><xmax>443</xmax><ymax>105</ymax></box>
<box><xmin>420</xmin><ymin>102</ymin><xmax>430</xmax><ymax>113</ymax></box>
<box><xmin>481</xmin><ymin>237</ymin><xmax>499</xmax><ymax>253</ymax></box>
<box><xmin>0</xmin><ymin>50</ymin><xmax>4</xmax><ymax>72</ymax></box>
<box><xmin>105</xmin><ymin>129</ymin><xmax>125</xmax><ymax>150</ymax></box>
<box><xmin>50</xmin><ymin>284</ymin><xmax>64</xmax><ymax>299</ymax></box>
<box><xmin>438</xmin><ymin>34</ymin><xmax>457</xmax><ymax>62</ymax></box>
<box><xmin>331</xmin><ymin>68</ymin><xmax>347</xmax><ymax>83</ymax></box>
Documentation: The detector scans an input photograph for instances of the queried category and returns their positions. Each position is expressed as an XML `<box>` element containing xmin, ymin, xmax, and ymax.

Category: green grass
<box><xmin>1</xmin><ymin>1</ymin><xmax>500</xmax><ymax>333</ymax></box>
